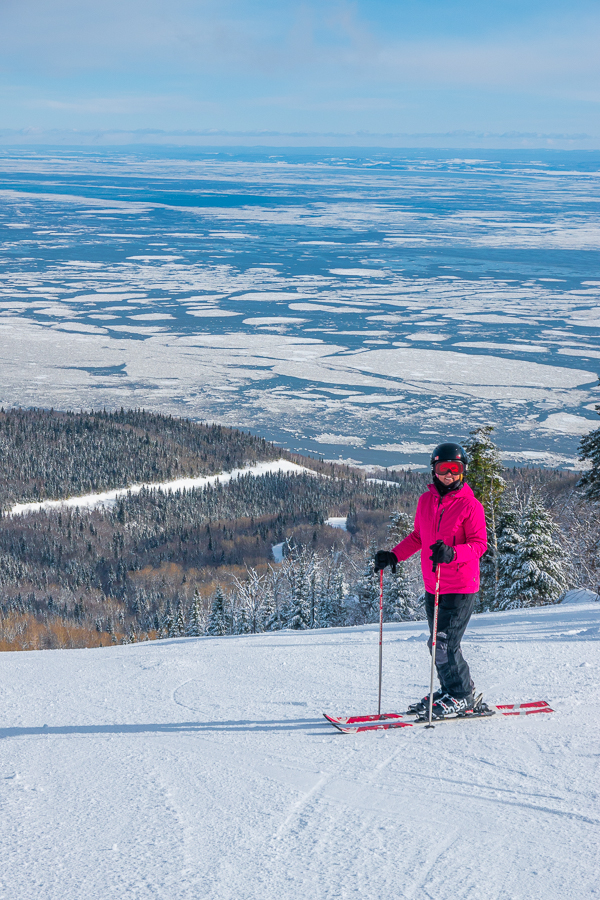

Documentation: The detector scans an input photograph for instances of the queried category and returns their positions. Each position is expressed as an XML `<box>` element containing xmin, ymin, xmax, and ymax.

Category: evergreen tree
<box><xmin>174</xmin><ymin>597</ymin><xmax>186</xmax><ymax>636</ymax></box>
<box><xmin>283</xmin><ymin>550</ymin><xmax>312</xmax><ymax>630</ymax></box>
<box><xmin>495</xmin><ymin>498</ymin><xmax>523</xmax><ymax>609</ymax></box>
<box><xmin>465</xmin><ymin>425</ymin><xmax>506</xmax><ymax>608</ymax></box>
<box><xmin>578</xmin><ymin>377</ymin><xmax>600</xmax><ymax>502</ymax></box>
<box><xmin>387</xmin><ymin>511</ymin><xmax>413</xmax><ymax>546</ymax></box>
<box><xmin>498</xmin><ymin>492</ymin><xmax>570</xmax><ymax>609</ymax></box>
<box><xmin>345</xmin><ymin>503</ymin><xmax>358</xmax><ymax>535</ymax></box>
<box><xmin>160</xmin><ymin>600</ymin><xmax>173</xmax><ymax>638</ymax></box>
<box><xmin>187</xmin><ymin>589</ymin><xmax>204</xmax><ymax>637</ymax></box>
<box><xmin>383</xmin><ymin>562</ymin><xmax>416</xmax><ymax>622</ymax></box>
<box><xmin>234</xmin><ymin>603</ymin><xmax>252</xmax><ymax>635</ymax></box>
<box><xmin>260</xmin><ymin>577</ymin><xmax>283</xmax><ymax>632</ymax></box>
<box><xmin>353</xmin><ymin>543</ymin><xmax>380</xmax><ymax>624</ymax></box>
<box><xmin>317</xmin><ymin>562</ymin><xmax>346</xmax><ymax>628</ymax></box>
<box><xmin>206</xmin><ymin>586</ymin><xmax>228</xmax><ymax>636</ymax></box>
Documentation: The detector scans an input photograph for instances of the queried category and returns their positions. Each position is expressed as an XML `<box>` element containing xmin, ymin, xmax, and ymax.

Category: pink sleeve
<box><xmin>392</xmin><ymin>531</ymin><xmax>422</xmax><ymax>561</ymax></box>
<box><xmin>392</xmin><ymin>498</ymin><xmax>423</xmax><ymax>561</ymax></box>
<box><xmin>453</xmin><ymin>499</ymin><xmax>487</xmax><ymax>564</ymax></box>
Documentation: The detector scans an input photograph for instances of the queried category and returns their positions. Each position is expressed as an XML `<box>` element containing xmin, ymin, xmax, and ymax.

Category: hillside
<box><xmin>0</xmin><ymin>408</ymin><xmax>431</xmax><ymax>650</ymax></box>
<box><xmin>0</xmin><ymin>600</ymin><xmax>598</xmax><ymax>900</ymax></box>
<box><xmin>0</xmin><ymin>459</ymin><xmax>426</xmax><ymax>649</ymax></box>
<box><xmin>0</xmin><ymin>407</ymin><xmax>283</xmax><ymax>510</ymax></box>
<box><xmin>2</xmin><ymin>406</ymin><xmax>599</xmax><ymax>652</ymax></box>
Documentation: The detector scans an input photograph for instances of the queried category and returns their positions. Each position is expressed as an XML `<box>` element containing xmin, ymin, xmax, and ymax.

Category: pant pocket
<box><xmin>435</xmin><ymin>632</ymin><xmax>448</xmax><ymax>665</ymax></box>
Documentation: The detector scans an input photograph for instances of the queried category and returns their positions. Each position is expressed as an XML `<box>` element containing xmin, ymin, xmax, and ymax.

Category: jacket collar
<box><xmin>428</xmin><ymin>481</ymin><xmax>474</xmax><ymax>502</ymax></box>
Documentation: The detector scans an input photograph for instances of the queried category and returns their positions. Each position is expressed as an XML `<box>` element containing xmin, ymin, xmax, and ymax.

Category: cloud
<box><xmin>28</xmin><ymin>95</ymin><xmax>220</xmax><ymax>115</ymax></box>
<box><xmin>1</xmin><ymin>0</ymin><xmax>599</xmax><ymax>137</ymax></box>
<box><xmin>370</xmin><ymin>33</ymin><xmax>600</xmax><ymax>93</ymax></box>
<box><xmin>3</xmin><ymin>0</ymin><xmax>599</xmax><ymax>90</ymax></box>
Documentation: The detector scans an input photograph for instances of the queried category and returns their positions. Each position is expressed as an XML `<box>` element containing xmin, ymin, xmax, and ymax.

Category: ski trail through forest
<box><xmin>8</xmin><ymin>458</ymin><xmax>316</xmax><ymax>517</ymax></box>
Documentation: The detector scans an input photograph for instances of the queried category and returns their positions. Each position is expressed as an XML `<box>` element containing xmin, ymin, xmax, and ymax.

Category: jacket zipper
<box><xmin>437</xmin><ymin>497</ymin><xmax>459</xmax><ymax>569</ymax></box>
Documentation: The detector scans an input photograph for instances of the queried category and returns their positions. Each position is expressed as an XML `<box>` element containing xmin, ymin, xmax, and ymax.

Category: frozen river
<box><xmin>0</xmin><ymin>147</ymin><xmax>598</xmax><ymax>469</ymax></box>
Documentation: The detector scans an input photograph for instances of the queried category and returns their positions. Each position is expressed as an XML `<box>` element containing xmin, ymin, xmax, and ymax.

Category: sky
<box><xmin>0</xmin><ymin>0</ymin><xmax>599</xmax><ymax>146</ymax></box>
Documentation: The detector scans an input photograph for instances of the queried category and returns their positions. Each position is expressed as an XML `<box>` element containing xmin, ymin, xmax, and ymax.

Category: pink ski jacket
<box><xmin>392</xmin><ymin>482</ymin><xmax>487</xmax><ymax>594</ymax></box>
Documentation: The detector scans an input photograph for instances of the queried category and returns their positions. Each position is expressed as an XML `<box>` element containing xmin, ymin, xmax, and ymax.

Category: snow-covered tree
<box><xmin>317</xmin><ymin>562</ymin><xmax>346</xmax><ymax>628</ymax></box>
<box><xmin>234</xmin><ymin>603</ymin><xmax>252</xmax><ymax>635</ymax></box>
<box><xmin>231</xmin><ymin>567</ymin><xmax>269</xmax><ymax>634</ymax></box>
<box><xmin>260</xmin><ymin>575</ymin><xmax>283</xmax><ymax>632</ymax></box>
<box><xmin>495</xmin><ymin>499</ymin><xmax>523</xmax><ymax>608</ymax></box>
<box><xmin>282</xmin><ymin>549</ymin><xmax>312</xmax><ymax>630</ymax></box>
<box><xmin>497</xmin><ymin>491</ymin><xmax>570</xmax><ymax>609</ymax></box>
<box><xmin>206</xmin><ymin>586</ymin><xmax>228</xmax><ymax>636</ymax></box>
<box><xmin>387</xmin><ymin>510</ymin><xmax>413</xmax><ymax>546</ymax></box>
<box><xmin>383</xmin><ymin>561</ymin><xmax>416</xmax><ymax>622</ymax></box>
<box><xmin>160</xmin><ymin>599</ymin><xmax>173</xmax><ymax>638</ymax></box>
<box><xmin>383</xmin><ymin>510</ymin><xmax>423</xmax><ymax>620</ymax></box>
<box><xmin>187</xmin><ymin>589</ymin><xmax>204</xmax><ymax>637</ymax></box>
<box><xmin>352</xmin><ymin>543</ymin><xmax>380</xmax><ymax>625</ymax></box>
<box><xmin>173</xmin><ymin>597</ymin><xmax>186</xmax><ymax>636</ymax></box>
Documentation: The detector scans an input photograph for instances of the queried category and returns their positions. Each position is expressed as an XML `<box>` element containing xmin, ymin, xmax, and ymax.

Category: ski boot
<box><xmin>429</xmin><ymin>691</ymin><xmax>476</xmax><ymax>719</ymax></box>
<box><xmin>407</xmin><ymin>690</ymin><xmax>443</xmax><ymax>714</ymax></box>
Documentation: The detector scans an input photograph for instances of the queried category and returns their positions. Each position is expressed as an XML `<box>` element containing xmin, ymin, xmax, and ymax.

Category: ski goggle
<box><xmin>434</xmin><ymin>460</ymin><xmax>464</xmax><ymax>476</ymax></box>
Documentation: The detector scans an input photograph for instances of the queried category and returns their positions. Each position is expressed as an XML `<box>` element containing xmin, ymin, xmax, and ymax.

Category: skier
<box><xmin>375</xmin><ymin>442</ymin><xmax>487</xmax><ymax>718</ymax></box>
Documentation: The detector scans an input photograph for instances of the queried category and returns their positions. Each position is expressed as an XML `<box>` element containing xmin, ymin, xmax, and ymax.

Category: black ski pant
<box><xmin>425</xmin><ymin>591</ymin><xmax>476</xmax><ymax>699</ymax></box>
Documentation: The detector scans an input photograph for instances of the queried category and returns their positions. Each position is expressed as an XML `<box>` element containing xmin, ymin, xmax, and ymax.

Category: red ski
<box><xmin>323</xmin><ymin>700</ymin><xmax>554</xmax><ymax>734</ymax></box>
<box><xmin>494</xmin><ymin>700</ymin><xmax>553</xmax><ymax>716</ymax></box>
<box><xmin>323</xmin><ymin>712</ymin><xmax>405</xmax><ymax>727</ymax></box>
<box><xmin>323</xmin><ymin>712</ymin><xmax>412</xmax><ymax>734</ymax></box>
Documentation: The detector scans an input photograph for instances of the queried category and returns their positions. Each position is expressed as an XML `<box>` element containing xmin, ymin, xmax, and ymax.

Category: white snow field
<box><xmin>1</xmin><ymin>601</ymin><xmax>599</xmax><ymax>900</ymax></box>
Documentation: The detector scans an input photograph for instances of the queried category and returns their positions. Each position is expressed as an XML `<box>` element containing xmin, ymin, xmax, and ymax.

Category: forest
<box><xmin>0</xmin><ymin>407</ymin><xmax>283</xmax><ymax>509</ymax></box>
<box><xmin>0</xmin><ymin>407</ymin><xmax>599</xmax><ymax>651</ymax></box>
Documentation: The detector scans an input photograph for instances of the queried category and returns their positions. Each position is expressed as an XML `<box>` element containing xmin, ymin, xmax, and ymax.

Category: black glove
<box><xmin>374</xmin><ymin>550</ymin><xmax>398</xmax><ymax>574</ymax></box>
<box><xmin>429</xmin><ymin>540</ymin><xmax>455</xmax><ymax>572</ymax></box>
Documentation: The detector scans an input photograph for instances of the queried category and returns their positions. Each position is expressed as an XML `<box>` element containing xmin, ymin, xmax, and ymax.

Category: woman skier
<box><xmin>375</xmin><ymin>442</ymin><xmax>487</xmax><ymax>718</ymax></box>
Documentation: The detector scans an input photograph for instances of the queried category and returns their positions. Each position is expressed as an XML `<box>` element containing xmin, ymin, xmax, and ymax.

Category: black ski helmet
<box><xmin>430</xmin><ymin>442</ymin><xmax>468</xmax><ymax>474</ymax></box>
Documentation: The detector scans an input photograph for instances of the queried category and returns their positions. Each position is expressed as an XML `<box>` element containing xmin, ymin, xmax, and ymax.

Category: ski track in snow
<box><xmin>0</xmin><ymin>601</ymin><xmax>599</xmax><ymax>899</ymax></box>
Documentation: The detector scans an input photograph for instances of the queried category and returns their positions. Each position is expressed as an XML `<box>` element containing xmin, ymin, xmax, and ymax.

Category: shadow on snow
<box><xmin>0</xmin><ymin>717</ymin><xmax>332</xmax><ymax>740</ymax></box>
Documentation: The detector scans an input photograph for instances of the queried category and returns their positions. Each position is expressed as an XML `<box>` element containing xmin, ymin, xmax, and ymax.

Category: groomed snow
<box><xmin>0</xmin><ymin>602</ymin><xmax>598</xmax><ymax>899</ymax></box>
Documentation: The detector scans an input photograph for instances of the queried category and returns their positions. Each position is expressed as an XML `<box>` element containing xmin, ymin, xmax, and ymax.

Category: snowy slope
<box><xmin>1</xmin><ymin>602</ymin><xmax>599</xmax><ymax>900</ymax></box>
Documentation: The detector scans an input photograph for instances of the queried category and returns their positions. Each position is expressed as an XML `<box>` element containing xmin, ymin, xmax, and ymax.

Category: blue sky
<box><xmin>1</xmin><ymin>0</ymin><xmax>599</xmax><ymax>146</ymax></box>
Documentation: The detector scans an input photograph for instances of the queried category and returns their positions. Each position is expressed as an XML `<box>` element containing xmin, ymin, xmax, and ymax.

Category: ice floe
<box><xmin>1</xmin><ymin>149</ymin><xmax>599</xmax><ymax>469</ymax></box>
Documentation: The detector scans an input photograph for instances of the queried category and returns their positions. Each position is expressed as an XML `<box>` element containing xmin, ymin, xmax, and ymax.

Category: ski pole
<box><xmin>378</xmin><ymin>567</ymin><xmax>384</xmax><ymax>716</ymax></box>
<box><xmin>425</xmin><ymin>565</ymin><xmax>441</xmax><ymax>730</ymax></box>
